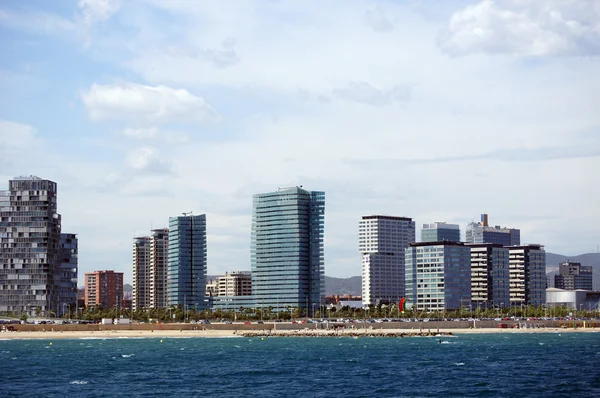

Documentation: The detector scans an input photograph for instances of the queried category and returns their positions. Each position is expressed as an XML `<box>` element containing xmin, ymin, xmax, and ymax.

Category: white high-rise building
<box><xmin>216</xmin><ymin>271</ymin><xmax>252</xmax><ymax>297</ymax></box>
<box><xmin>359</xmin><ymin>215</ymin><xmax>415</xmax><ymax>306</ymax></box>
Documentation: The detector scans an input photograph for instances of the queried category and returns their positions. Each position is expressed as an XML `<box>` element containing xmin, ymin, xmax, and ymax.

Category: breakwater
<box><xmin>238</xmin><ymin>329</ymin><xmax>455</xmax><ymax>338</ymax></box>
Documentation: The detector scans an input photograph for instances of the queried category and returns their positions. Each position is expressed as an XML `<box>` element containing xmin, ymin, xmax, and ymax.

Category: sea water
<box><xmin>1</xmin><ymin>333</ymin><xmax>599</xmax><ymax>397</ymax></box>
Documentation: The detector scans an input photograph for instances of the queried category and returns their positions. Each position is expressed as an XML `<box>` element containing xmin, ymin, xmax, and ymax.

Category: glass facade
<box><xmin>167</xmin><ymin>215</ymin><xmax>207</xmax><ymax>309</ymax></box>
<box><xmin>421</xmin><ymin>222</ymin><xmax>460</xmax><ymax>243</ymax></box>
<box><xmin>466</xmin><ymin>222</ymin><xmax>520</xmax><ymax>246</ymax></box>
<box><xmin>251</xmin><ymin>187</ymin><xmax>325</xmax><ymax>314</ymax></box>
<box><xmin>405</xmin><ymin>242</ymin><xmax>471</xmax><ymax>311</ymax></box>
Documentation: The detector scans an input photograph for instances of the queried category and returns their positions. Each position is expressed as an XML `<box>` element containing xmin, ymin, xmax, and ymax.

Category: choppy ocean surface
<box><xmin>1</xmin><ymin>332</ymin><xmax>599</xmax><ymax>397</ymax></box>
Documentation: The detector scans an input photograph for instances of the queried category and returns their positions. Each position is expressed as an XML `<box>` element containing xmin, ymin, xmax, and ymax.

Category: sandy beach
<box><xmin>1</xmin><ymin>326</ymin><xmax>598</xmax><ymax>340</ymax></box>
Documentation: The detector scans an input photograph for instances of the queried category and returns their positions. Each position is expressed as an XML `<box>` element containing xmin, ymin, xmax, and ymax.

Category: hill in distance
<box><xmin>162</xmin><ymin>252</ymin><xmax>600</xmax><ymax>298</ymax></box>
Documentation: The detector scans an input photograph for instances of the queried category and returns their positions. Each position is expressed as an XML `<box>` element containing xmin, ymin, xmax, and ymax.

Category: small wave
<box><xmin>454</xmin><ymin>362</ymin><xmax>465</xmax><ymax>366</ymax></box>
<box><xmin>539</xmin><ymin>343</ymin><xmax>545</xmax><ymax>345</ymax></box>
<box><xmin>11</xmin><ymin>357</ymin><xmax>17</xmax><ymax>360</ymax></box>
<box><xmin>234</xmin><ymin>345</ymin><xmax>241</xmax><ymax>349</ymax></box>
<box><xmin>121</xmin><ymin>354</ymin><xmax>134</xmax><ymax>358</ymax></box>
<box><xmin>440</xmin><ymin>341</ymin><xmax>452</xmax><ymax>344</ymax></box>
<box><xmin>180</xmin><ymin>348</ymin><xmax>185</xmax><ymax>350</ymax></box>
<box><xmin>70</xmin><ymin>380</ymin><xmax>89</xmax><ymax>385</ymax></box>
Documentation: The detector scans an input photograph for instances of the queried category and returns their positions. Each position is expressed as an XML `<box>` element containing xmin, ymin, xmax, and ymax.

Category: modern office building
<box><xmin>217</xmin><ymin>271</ymin><xmax>252</xmax><ymax>297</ymax></box>
<box><xmin>149</xmin><ymin>228</ymin><xmax>169</xmax><ymax>309</ymax></box>
<box><xmin>554</xmin><ymin>261</ymin><xmax>593</xmax><ymax>291</ymax></box>
<box><xmin>0</xmin><ymin>176</ymin><xmax>64</xmax><ymax>316</ymax></box>
<box><xmin>167</xmin><ymin>214</ymin><xmax>207</xmax><ymax>310</ymax></box>
<box><xmin>360</xmin><ymin>215</ymin><xmax>415</xmax><ymax>306</ymax></box>
<box><xmin>405</xmin><ymin>241</ymin><xmax>471</xmax><ymax>311</ymax></box>
<box><xmin>84</xmin><ymin>270</ymin><xmax>124</xmax><ymax>309</ymax></box>
<box><xmin>58</xmin><ymin>233</ymin><xmax>78</xmax><ymax>316</ymax></box>
<box><xmin>468</xmin><ymin>244</ymin><xmax>510</xmax><ymax>310</ymax></box>
<box><xmin>421</xmin><ymin>222</ymin><xmax>460</xmax><ymax>243</ymax></box>
<box><xmin>508</xmin><ymin>245</ymin><xmax>546</xmax><ymax>306</ymax></box>
<box><xmin>251</xmin><ymin>187</ymin><xmax>325</xmax><ymax>314</ymax></box>
<box><xmin>132</xmin><ymin>236</ymin><xmax>151</xmax><ymax>311</ymax></box>
<box><xmin>466</xmin><ymin>214</ymin><xmax>520</xmax><ymax>246</ymax></box>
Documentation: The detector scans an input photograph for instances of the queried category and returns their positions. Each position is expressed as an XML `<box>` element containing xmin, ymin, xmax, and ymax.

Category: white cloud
<box><xmin>0</xmin><ymin>120</ymin><xmax>37</xmax><ymax>148</ymax></box>
<box><xmin>0</xmin><ymin>120</ymin><xmax>42</xmax><ymax>169</ymax></box>
<box><xmin>122</xmin><ymin>127</ymin><xmax>158</xmax><ymax>140</ymax></box>
<box><xmin>438</xmin><ymin>0</ymin><xmax>600</xmax><ymax>56</ymax></box>
<box><xmin>332</xmin><ymin>82</ymin><xmax>412</xmax><ymax>106</ymax></box>
<box><xmin>81</xmin><ymin>82</ymin><xmax>219</xmax><ymax>123</ymax></box>
<box><xmin>364</xmin><ymin>8</ymin><xmax>394</xmax><ymax>32</ymax></box>
<box><xmin>164</xmin><ymin>38</ymin><xmax>240</xmax><ymax>69</ymax></box>
<box><xmin>78</xmin><ymin>0</ymin><xmax>121</xmax><ymax>26</ymax></box>
<box><xmin>124</xmin><ymin>146</ymin><xmax>173</xmax><ymax>175</ymax></box>
<box><xmin>121</xmin><ymin>127</ymin><xmax>189</xmax><ymax>144</ymax></box>
<box><xmin>124</xmin><ymin>1</ymin><xmax>434</xmax><ymax>95</ymax></box>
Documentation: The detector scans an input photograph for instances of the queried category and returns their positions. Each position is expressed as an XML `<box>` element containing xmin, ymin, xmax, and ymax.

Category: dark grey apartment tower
<box><xmin>555</xmin><ymin>261</ymin><xmax>593</xmax><ymax>291</ymax></box>
<box><xmin>58</xmin><ymin>233</ymin><xmax>78</xmax><ymax>316</ymax></box>
<box><xmin>0</xmin><ymin>176</ymin><xmax>63</xmax><ymax>316</ymax></box>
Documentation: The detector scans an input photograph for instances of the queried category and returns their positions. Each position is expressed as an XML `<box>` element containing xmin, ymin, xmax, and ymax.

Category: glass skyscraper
<box><xmin>421</xmin><ymin>222</ymin><xmax>460</xmax><ymax>243</ymax></box>
<box><xmin>167</xmin><ymin>214</ymin><xmax>207</xmax><ymax>310</ymax></box>
<box><xmin>251</xmin><ymin>187</ymin><xmax>325</xmax><ymax>314</ymax></box>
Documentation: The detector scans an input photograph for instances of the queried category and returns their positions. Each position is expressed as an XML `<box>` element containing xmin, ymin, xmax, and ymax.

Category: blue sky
<box><xmin>1</xmin><ymin>0</ymin><xmax>599</xmax><ymax>285</ymax></box>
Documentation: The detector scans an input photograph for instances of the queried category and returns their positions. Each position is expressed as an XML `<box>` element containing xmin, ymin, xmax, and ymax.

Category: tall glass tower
<box><xmin>167</xmin><ymin>214</ymin><xmax>207</xmax><ymax>310</ymax></box>
<box><xmin>251</xmin><ymin>187</ymin><xmax>325</xmax><ymax>315</ymax></box>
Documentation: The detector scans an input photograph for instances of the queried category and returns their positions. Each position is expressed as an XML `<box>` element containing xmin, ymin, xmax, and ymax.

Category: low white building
<box><xmin>546</xmin><ymin>288</ymin><xmax>600</xmax><ymax>310</ymax></box>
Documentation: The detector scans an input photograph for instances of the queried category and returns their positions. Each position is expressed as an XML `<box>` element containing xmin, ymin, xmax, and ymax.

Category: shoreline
<box><xmin>1</xmin><ymin>327</ymin><xmax>597</xmax><ymax>340</ymax></box>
